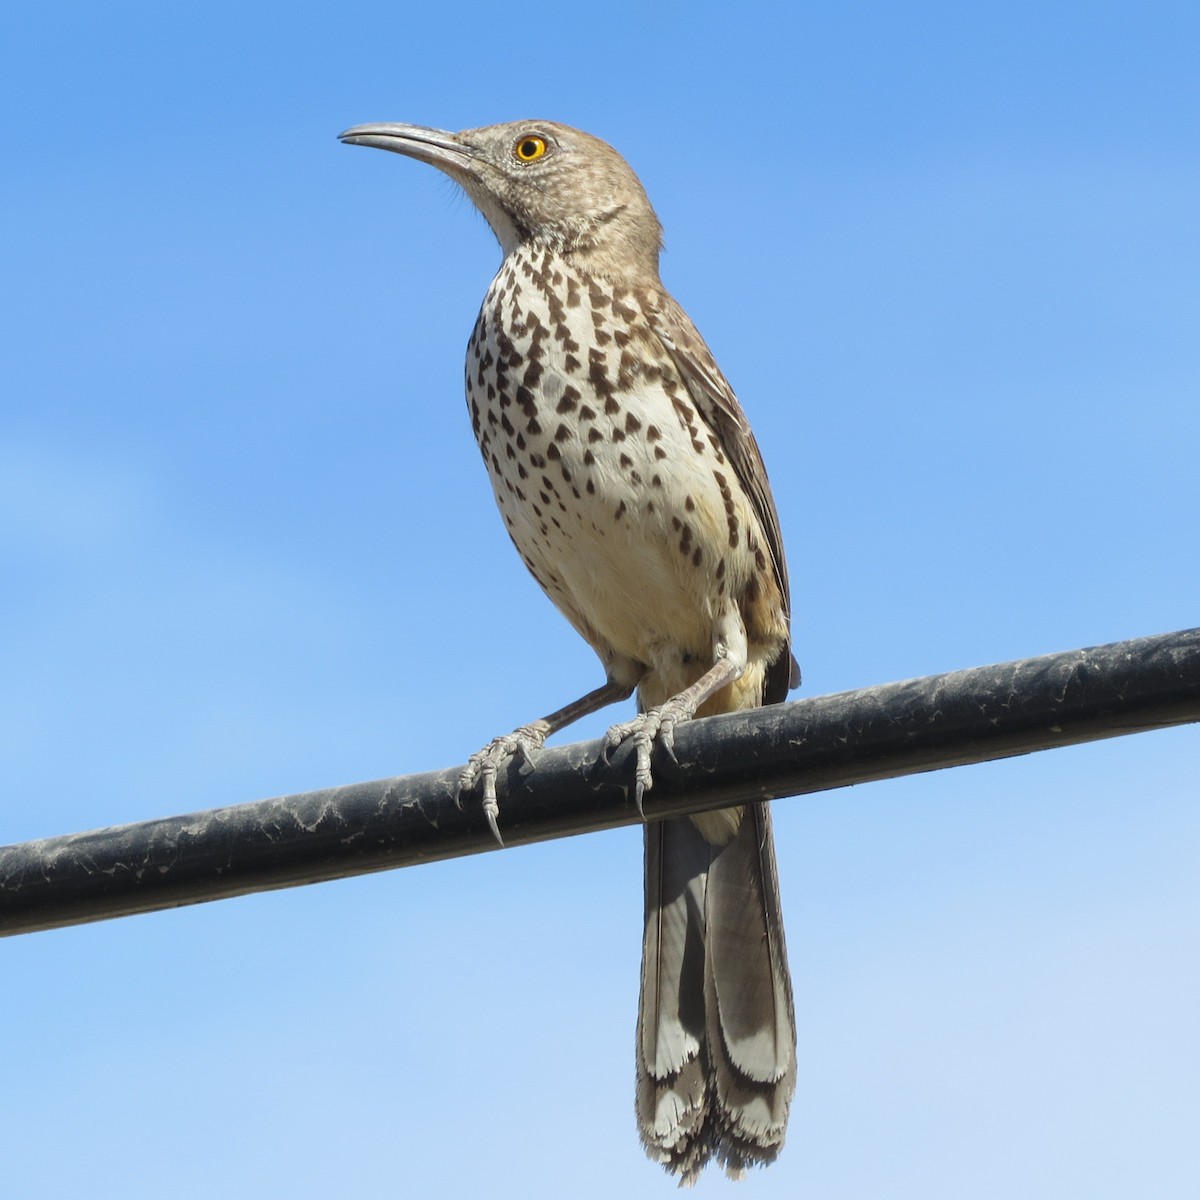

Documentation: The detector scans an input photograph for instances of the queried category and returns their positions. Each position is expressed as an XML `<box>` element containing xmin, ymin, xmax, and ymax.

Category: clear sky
<box><xmin>3</xmin><ymin>1</ymin><xmax>1198</xmax><ymax>1195</ymax></box>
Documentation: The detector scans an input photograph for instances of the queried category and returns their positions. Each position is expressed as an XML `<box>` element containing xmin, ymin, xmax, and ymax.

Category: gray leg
<box><xmin>460</xmin><ymin>679</ymin><xmax>634</xmax><ymax>843</ymax></box>
<box><xmin>604</xmin><ymin>613</ymin><xmax>749</xmax><ymax>813</ymax></box>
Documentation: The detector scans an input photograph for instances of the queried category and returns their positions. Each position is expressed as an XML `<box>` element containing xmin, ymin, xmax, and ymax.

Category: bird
<box><xmin>339</xmin><ymin>119</ymin><xmax>799</xmax><ymax>1183</ymax></box>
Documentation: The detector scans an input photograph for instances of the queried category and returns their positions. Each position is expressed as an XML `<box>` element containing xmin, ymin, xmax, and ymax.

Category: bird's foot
<box><xmin>602</xmin><ymin>693</ymin><xmax>700</xmax><ymax>817</ymax></box>
<box><xmin>458</xmin><ymin>721</ymin><xmax>549</xmax><ymax>845</ymax></box>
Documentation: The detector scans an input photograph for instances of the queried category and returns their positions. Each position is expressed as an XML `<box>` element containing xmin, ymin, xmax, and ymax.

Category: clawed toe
<box><xmin>458</xmin><ymin>722</ymin><xmax>549</xmax><ymax>845</ymax></box>
<box><xmin>601</xmin><ymin>717</ymin><xmax>638</xmax><ymax>764</ymax></box>
<box><xmin>461</xmin><ymin>691</ymin><xmax>699</xmax><ymax>837</ymax></box>
<box><xmin>602</xmin><ymin>699</ymin><xmax>695</xmax><ymax>817</ymax></box>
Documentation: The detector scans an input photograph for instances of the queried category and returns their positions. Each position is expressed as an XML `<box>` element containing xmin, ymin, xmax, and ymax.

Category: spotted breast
<box><xmin>466</xmin><ymin>242</ymin><xmax>787</xmax><ymax>709</ymax></box>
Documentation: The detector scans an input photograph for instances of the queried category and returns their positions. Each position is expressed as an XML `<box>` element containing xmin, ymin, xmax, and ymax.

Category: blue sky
<box><xmin>3</xmin><ymin>1</ymin><xmax>1198</xmax><ymax>1195</ymax></box>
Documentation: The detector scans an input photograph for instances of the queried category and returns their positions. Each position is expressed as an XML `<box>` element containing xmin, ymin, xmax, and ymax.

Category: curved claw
<box><xmin>457</xmin><ymin>722</ymin><xmax>549</xmax><ymax>845</ymax></box>
<box><xmin>600</xmin><ymin>693</ymin><xmax>704</xmax><ymax>819</ymax></box>
<box><xmin>602</xmin><ymin>710</ymin><xmax>665</xmax><ymax>820</ymax></box>
<box><xmin>631</xmin><ymin>728</ymin><xmax>654</xmax><ymax>813</ymax></box>
<box><xmin>484</xmin><ymin>800</ymin><xmax>505</xmax><ymax>847</ymax></box>
<box><xmin>657</xmin><ymin>715</ymin><xmax>680</xmax><ymax>764</ymax></box>
<box><xmin>600</xmin><ymin>721</ymin><xmax>631</xmax><ymax>767</ymax></box>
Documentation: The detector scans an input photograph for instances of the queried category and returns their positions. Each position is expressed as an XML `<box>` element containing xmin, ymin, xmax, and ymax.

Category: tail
<box><xmin>634</xmin><ymin>668</ymin><xmax>796</xmax><ymax>1183</ymax></box>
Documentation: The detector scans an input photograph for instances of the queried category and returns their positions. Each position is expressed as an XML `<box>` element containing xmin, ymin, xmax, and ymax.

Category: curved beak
<box><xmin>338</xmin><ymin>122</ymin><xmax>481</xmax><ymax>182</ymax></box>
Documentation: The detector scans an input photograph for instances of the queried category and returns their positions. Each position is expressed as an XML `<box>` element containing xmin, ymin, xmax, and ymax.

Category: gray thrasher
<box><xmin>339</xmin><ymin>120</ymin><xmax>799</xmax><ymax>1183</ymax></box>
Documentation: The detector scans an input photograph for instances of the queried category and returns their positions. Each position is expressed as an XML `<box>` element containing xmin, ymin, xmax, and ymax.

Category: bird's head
<box><xmin>339</xmin><ymin>120</ymin><xmax>664</xmax><ymax>283</ymax></box>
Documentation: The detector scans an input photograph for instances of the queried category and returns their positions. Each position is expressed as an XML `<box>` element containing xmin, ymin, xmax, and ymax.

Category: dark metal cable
<box><xmin>2</xmin><ymin>627</ymin><xmax>1198</xmax><ymax>937</ymax></box>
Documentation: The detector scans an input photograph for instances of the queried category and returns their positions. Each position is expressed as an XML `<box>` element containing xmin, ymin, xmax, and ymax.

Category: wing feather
<box><xmin>643</xmin><ymin>289</ymin><xmax>800</xmax><ymax>699</ymax></box>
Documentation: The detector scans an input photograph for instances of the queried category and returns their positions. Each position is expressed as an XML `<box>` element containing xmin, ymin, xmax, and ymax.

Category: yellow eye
<box><xmin>514</xmin><ymin>135</ymin><xmax>548</xmax><ymax>162</ymax></box>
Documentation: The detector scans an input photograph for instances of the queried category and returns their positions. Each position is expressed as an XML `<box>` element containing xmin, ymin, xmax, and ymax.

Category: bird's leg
<box><xmin>459</xmin><ymin>678</ymin><xmax>633</xmax><ymax>843</ymax></box>
<box><xmin>603</xmin><ymin>616</ymin><xmax>748</xmax><ymax>815</ymax></box>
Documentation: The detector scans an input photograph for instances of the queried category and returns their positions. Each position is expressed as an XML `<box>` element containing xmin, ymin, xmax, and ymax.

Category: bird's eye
<box><xmin>514</xmin><ymin>135</ymin><xmax>548</xmax><ymax>163</ymax></box>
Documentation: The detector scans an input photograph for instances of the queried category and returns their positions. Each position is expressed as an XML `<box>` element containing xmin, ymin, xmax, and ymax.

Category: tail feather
<box><xmin>708</xmin><ymin>804</ymin><xmax>794</xmax><ymax>1081</ymax></box>
<box><xmin>636</xmin><ymin>802</ymin><xmax>796</xmax><ymax>1183</ymax></box>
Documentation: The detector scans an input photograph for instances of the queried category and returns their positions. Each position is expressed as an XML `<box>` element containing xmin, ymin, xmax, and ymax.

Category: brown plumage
<box><xmin>339</xmin><ymin>119</ymin><xmax>799</xmax><ymax>1182</ymax></box>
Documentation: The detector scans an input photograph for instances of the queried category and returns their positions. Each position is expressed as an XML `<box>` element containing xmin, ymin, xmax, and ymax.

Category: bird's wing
<box><xmin>644</xmin><ymin>290</ymin><xmax>799</xmax><ymax>699</ymax></box>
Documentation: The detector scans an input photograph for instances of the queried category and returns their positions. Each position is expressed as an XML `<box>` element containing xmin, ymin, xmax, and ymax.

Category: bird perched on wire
<box><xmin>339</xmin><ymin>118</ymin><xmax>799</xmax><ymax>1183</ymax></box>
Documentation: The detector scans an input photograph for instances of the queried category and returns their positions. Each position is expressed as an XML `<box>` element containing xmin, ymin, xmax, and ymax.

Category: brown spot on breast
<box><xmin>671</xmin><ymin>396</ymin><xmax>699</xmax><ymax>437</ymax></box>
<box><xmin>587</xmin><ymin>280</ymin><xmax>610</xmax><ymax>313</ymax></box>
<box><xmin>587</xmin><ymin>349</ymin><xmax>614</xmax><ymax>397</ymax></box>
<box><xmin>616</xmin><ymin>348</ymin><xmax>641</xmax><ymax>389</ymax></box>
<box><xmin>496</xmin><ymin>330</ymin><xmax>521</xmax><ymax>366</ymax></box>
<box><xmin>711</xmin><ymin>470</ymin><xmax>740</xmax><ymax>546</ymax></box>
